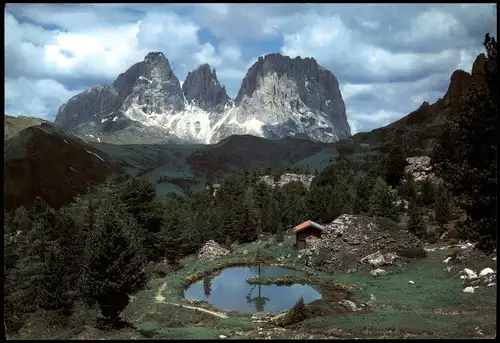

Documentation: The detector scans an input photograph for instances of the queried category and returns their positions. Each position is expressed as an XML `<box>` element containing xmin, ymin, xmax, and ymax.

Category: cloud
<box><xmin>5</xmin><ymin>77</ymin><xmax>83</xmax><ymax>119</ymax></box>
<box><xmin>4</xmin><ymin>3</ymin><xmax>497</xmax><ymax>132</ymax></box>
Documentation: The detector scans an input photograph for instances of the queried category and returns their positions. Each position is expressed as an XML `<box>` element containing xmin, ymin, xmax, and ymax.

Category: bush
<box><xmin>407</xmin><ymin>201</ymin><xmax>426</xmax><ymax>237</ymax></box>
<box><xmin>282</xmin><ymin>296</ymin><xmax>309</xmax><ymax>326</ymax></box>
<box><xmin>396</xmin><ymin>246</ymin><xmax>427</xmax><ymax>259</ymax></box>
<box><xmin>419</xmin><ymin>179</ymin><xmax>436</xmax><ymax>205</ymax></box>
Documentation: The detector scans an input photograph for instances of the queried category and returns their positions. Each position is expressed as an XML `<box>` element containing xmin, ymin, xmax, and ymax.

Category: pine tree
<box><xmin>407</xmin><ymin>200</ymin><xmax>426</xmax><ymax>237</ymax></box>
<box><xmin>353</xmin><ymin>172</ymin><xmax>376</xmax><ymax>214</ymax></box>
<box><xmin>7</xmin><ymin>198</ymin><xmax>83</xmax><ymax>317</ymax></box>
<box><xmin>434</xmin><ymin>184</ymin><xmax>451</xmax><ymax>231</ymax></box>
<box><xmin>80</xmin><ymin>193</ymin><xmax>147</xmax><ymax>328</ymax></box>
<box><xmin>398</xmin><ymin>173</ymin><xmax>417</xmax><ymax>202</ymax></box>
<box><xmin>419</xmin><ymin>178</ymin><xmax>436</xmax><ymax>206</ymax></box>
<box><xmin>369</xmin><ymin>178</ymin><xmax>394</xmax><ymax>218</ymax></box>
<box><xmin>378</xmin><ymin>144</ymin><xmax>408</xmax><ymax>188</ymax></box>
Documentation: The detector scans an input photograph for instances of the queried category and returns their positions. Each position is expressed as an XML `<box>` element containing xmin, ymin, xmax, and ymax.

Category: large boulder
<box><xmin>405</xmin><ymin>156</ymin><xmax>437</xmax><ymax>182</ymax></box>
<box><xmin>297</xmin><ymin>214</ymin><xmax>422</xmax><ymax>272</ymax></box>
<box><xmin>198</xmin><ymin>240</ymin><xmax>230</xmax><ymax>261</ymax></box>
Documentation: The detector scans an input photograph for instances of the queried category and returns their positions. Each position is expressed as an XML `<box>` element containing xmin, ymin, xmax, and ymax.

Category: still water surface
<box><xmin>184</xmin><ymin>265</ymin><xmax>322</xmax><ymax>313</ymax></box>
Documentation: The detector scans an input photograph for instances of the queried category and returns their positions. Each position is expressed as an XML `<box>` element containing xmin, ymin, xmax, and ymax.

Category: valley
<box><xmin>3</xmin><ymin>4</ymin><xmax>497</xmax><ymax>340</ymax></box>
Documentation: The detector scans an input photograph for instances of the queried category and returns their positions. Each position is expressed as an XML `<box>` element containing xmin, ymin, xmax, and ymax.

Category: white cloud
<box><xmin>5</xmin><ymin>77</ymin><xmax>82</xmax><ymax>119</ymax></box>
<box><xmin>4</xmin><ymin>3</ymin><xmax>496</xmax><ymax>132</ymax></box>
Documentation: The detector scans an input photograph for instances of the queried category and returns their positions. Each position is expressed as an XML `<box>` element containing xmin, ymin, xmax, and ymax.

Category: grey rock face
<box><xmin>120</xmin><ymin>52</ymin><xmax>185</xmax><ymax>117</ymax></box>
<box><xmin>54</xmin><ymin>52</ymin><xmax>351</xmax><ymax>145</ymax></box>
<box><xmin>212</xmin><ymin>53</ymin><xmax>350</xmax><ymax>143</ymax></box>
<box><xmin>182</xmin><ymin>64</ymin><xmax>230</xmax><ymax>112</ymax></box>
<box><xmin>54</xmin><ymin>85</ymin><xmax>119</xmax><ymax>130</ymax></box>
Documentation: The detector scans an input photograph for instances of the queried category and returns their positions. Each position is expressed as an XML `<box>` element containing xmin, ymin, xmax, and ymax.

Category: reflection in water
<box><xmin>203</xmin><ymin>276</ymin><xmax>212</xmax><ymax>297</ymax></box>
<box><xmin>184</xmin><ymin>264</ymin><xmax>321</xmax><ymax>313</ymax></box>
<box><xmin>246</xmin><ymin>264</ymin><xmax>270</xmax><ymax>312</ymax></box>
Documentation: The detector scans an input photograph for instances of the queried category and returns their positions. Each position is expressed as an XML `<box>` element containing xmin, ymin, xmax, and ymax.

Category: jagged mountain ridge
<box><xmin>54</xmin><ymin>52</ymin><xmax>351</xmax><ymax>144</ymax></box>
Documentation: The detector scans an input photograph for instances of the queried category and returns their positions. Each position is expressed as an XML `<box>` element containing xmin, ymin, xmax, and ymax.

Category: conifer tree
<box><xmin>369</xmin><ymin>178</ymin><xmax>394</xmax><ymax>218</ymax></box>
<box><xmin>79</xmin><ymin>191</ymin><xmax>147</xmax><ymax>328</ymax></box>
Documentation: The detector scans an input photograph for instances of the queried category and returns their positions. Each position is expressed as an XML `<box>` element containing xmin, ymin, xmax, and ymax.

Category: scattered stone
<box><xmin>361</xmin><ymin>251</ymin><xmax>398</xmax><ymax>268</ymax></box>
<box><xmin>445</xmin><ymin>266</ymin><xmax>454</xmax><ymax>273</ymax></box>
<box><xmin>463</xmin><ymin>286</ymin><xmax>475</xmax><ymax>293</ymax></box>
<box><xmin>479</xmin><ymin>268</ymin><xmax>495</xmax><ymax>277</ymax></box>
<box><xmin>487</xmin><ymin>283</ymin><xmax>496</xmax><ymax>287</ymax></box>
<box><xmin>339</xmin><ymin>300</ymin><xmax>358</xmax><ymax>312</ymax></box>
<box><xmin>408</xmin><ymin>280</ymin><xmax>415</xmax><ymax>284</ymax></box>
<box><xmin>297</xmin><ymin>214</ymin><xmax>420</xmax><ymax>273</ymax></box>
<box><xmin>425</xmin><ymin>247</ymin><xmax>437</xmax><ymax>252</ymax></box>
<box><xmin>460</xmin><ymin>275</ymin><xmax>466</xmax><ymax>279</ymax></box>
<box><xmin>346</xmin><ymin>268</ymin><xmax>358</xmax><ymax>274</ymax></box>
<box><xmin>443</xmin><ymin>257</ymin><xmax>452</xmax><ymax>264</ymax></box>
<box><xmin>463</xmin><ymin>268</ymin><xmax>478</xmax><ymax>279</ymax></box>
<box><xmin>370</xmin><ymin>268</ymin><xmax>388</xmax><ymax>277</ymax></box>
<box><xmin>198</xmin><ymin>240</ymin><xmax>230</xmax><ymax>261</ymax></box>
<box><xmin>219</xmin><ymin>335</ymin><xmax>227</xmax><ymax>339</ymax></box>
<box><xmin>405</xmin><ymin>156</ymin><xmax>438</xmax><ymax>182</ymax></box>
<box><xmin>492</xmin><ymin>257</ymin><xmax>497</xmax><ymax>261</ymax></box>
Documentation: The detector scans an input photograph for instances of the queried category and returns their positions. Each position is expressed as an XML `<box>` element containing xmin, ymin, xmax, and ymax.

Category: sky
<box><xmin>4</xmin><ymin>3</ymin><xmax>497</xmax><ymax>134</ymax></box>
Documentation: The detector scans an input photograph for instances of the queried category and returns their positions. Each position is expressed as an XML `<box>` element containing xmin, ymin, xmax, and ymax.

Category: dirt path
<box><xmin>154</xmin><ymin>281</ymin><xmax>228</xmax><ymax>319</ymax></box>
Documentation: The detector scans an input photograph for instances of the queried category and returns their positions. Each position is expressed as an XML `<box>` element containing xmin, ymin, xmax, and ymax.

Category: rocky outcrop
<box><xmin>259</xmin><ymin>173</ymin><xmax>315</xmax><ymax>189</ymax></box>
<box><xmin>119</xmin><ymin>52</ymin><xmax>185</xmax><ymax>116</ymax></box>
<box><xmin>404</xmin><ymin>156</ymin><xmax>438</xmax><ymax>182</ymax></box>
<box><xmin>54</xmin><ymin>85</ymin><xmax>120</xmax><ymax>130</ymax></box>
<box><xmin>297</xmin><ymin>214</ymin><xmax>421</xmax><ymax>273</ymax></box>
<box><xmin>182</xmin><ymin>64</ymin><xmax>230</xmax><ymax>112</ymax></box>
<box><xmin>216</xmin><ymin>53</ymin><xmax>350</xmax><ymax>143</ymax></box>
<box><xmin>198</xmin><ymin>240</ymin><xmax>230</xmax><ymax>261</ymax></box>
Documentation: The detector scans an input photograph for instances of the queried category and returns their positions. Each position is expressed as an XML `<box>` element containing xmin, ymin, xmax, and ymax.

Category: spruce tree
<box><xmin>378</xmin><ymin>144</ymin><xmax>408</xmax><ymax>188</ymax></box>
<box><xmin>407</xmin><ymin>200</ymin><xmax>426</xmax><ymax>237</ymax></box>
<box><xmin>434</xmin><ymin>184</ymin><xmax>451</xmax><ymax>231</ymax></box>
<box><xmin>7</xmin><ymin>198</ymin><xmax>83</xmax><ymax>317</ymax></box>
<box><xmin>80</xmin><ymin>192</ymin><xmax>147</xmax><ymax>328</ymax></box>
<box><xmin>353</xmin><ymin>172</ymin><xmax>376</xmax><ymax>214</ymax></box>
<box><xmin>369</xmin><ymin>178</ymin><xmax>394</xmax><ymax>218</ymax></box>
<box><xmin>419</xmin><ymin>178</ymin><xmax>436</xmax><ymax>206</ymax></box>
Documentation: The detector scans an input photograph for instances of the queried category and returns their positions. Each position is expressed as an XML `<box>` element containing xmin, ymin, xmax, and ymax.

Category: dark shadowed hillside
<box><xmin>4</xmin><ymin>116</ymin><xmax>121</xmax><ymax>210</ymax></box>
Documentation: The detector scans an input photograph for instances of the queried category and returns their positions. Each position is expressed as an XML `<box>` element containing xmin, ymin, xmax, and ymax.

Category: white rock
<box><xmin>339</xmin><ymin>300</ymin><xmax>358</xmax><ymax>312</ymax></box>
<box><xmin>464</xmin><ymin>268</ymin><xmax>478</xmax><ymax>279</ymax></box>
<box><xmin>408</xmin><ymin>280</ymin><xmax>415</xmax><ymax>284</ymax></box>
<box><xmin>443</xmin><ymin>257</ymin><xmax>452</xmax><ymax>264</ymax></box>
<box><xmin>479</xmin><ymin>268</ymin><xmax>495</xmax><ymax>277</ymax></box>
<box><xmin>219</xmin><ymin>335</ymin><xmax>227</xmax><ymax>339</ymax></box>
<box><xmin>463</xmin><ymin>286</ymin><xmax>475</xmax><ymax>293</ymax></box>
<box><xmin>370</xmin><ymin>268</ymin><xmax>388</xmax><ymax>277</ymax></box>
<box><xmin>460</xmin><ymin>275</ymin><xmax>466</xmax><ymax>279</ymax></box>
<box><xmin>492</xmin><ymin>257</ymin><xmax>496</xmax><ymax>261</ymax></box>
<box><xmin>487</xmin><ymin>282</ymin><xmax>496</xmax><ymax>287</ymax></box>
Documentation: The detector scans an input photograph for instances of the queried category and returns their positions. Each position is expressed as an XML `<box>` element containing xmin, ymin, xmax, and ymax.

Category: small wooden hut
<box><xmin>293</xmin><ymin>220</ymin><xmax>325</xmax><ymax>249</ymax></box>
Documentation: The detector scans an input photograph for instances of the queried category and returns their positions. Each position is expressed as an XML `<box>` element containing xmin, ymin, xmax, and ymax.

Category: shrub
<box><xmin>396</xmin><ymin>246</ymin><xmax>427</xmax><ymax>259</ymax></box>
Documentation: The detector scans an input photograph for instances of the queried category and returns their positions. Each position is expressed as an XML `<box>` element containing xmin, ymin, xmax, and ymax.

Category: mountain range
<box><xmin>4</xmin><ymin>52</ymin><xmax>488</xmax><ymax>210</ymax></box>
<box><xmin>54</xmin><ymin>52</ymin><xmax>351</xmax><ymax>145</ymax></box>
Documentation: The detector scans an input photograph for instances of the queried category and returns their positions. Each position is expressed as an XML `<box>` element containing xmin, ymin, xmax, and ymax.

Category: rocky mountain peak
<box><xmin>472</xmin><ymin>53</ymin><xmax>487</xmax><ymax>76</ymax></box>
<box><xmin>54</xmin><ymin>51</ymin><xmax>351</xmax><ymax>145</ymax></box>
<box><xmin>227</xmin><ymin>53</ymin><xmax>350</xmax><ymax>143</ymax></box>
<box><xmin>182</xmin><ymin>63</ymin><xmax>230</xmax><ymax>112</ymax></box>
<box><xmin>443</xmin><ymin>69</ymin><xmax>472</xmax><ymax>107</ymax></box>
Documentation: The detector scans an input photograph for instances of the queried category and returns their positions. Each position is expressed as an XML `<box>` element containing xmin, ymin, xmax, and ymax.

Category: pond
<box><xmin>183</xmin><ymin>265</ymin><xmax>322</xmax><ymax>313</ymax></box>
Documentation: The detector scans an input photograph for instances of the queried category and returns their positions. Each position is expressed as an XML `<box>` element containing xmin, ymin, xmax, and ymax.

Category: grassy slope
<box><xmin>38</xmin><ymin>233</ymin><xmax>494</xmax><ymax>340</ymax></box>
